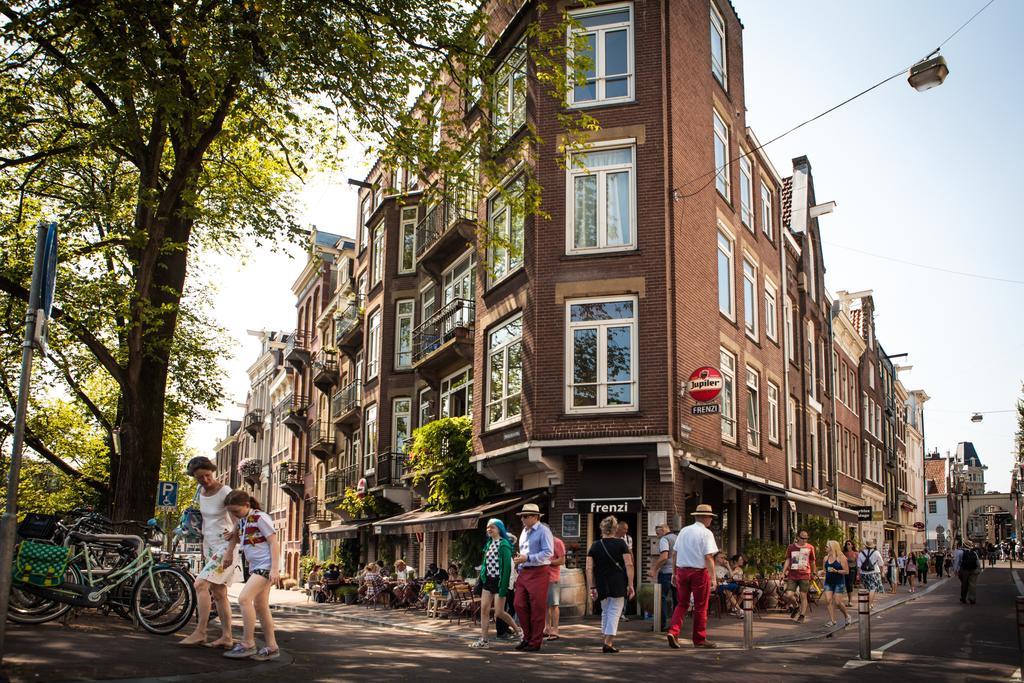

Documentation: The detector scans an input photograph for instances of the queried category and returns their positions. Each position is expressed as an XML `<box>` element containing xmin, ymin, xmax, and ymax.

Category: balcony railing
<box><xmin>412</xmin><ymin>298</ymin><xmax>475</xmax><ymax>365</ymax></box>
<box><xmin>414</xmin><ymin>192</ymin><xmax>479</xmax><ymax>260</ymax></box>
<box><xmin>334</xmin><ymin>296</ymin><xmax>364</xmax><ymax>346</ymax></box>
<box><xmin>243</xmin><ymin>409</ymin><xmax>263</xmax><ymax>436</ymax></box>
<box><xmin>283</xmin><ymin>329</ymin><xmax>309</xmax><ymax>368</ymax></box>
<box><xmin>311</xmin><ymin>348</ymin><xmax>340</xmax><ymax>394</ymax></box>
<box><xmin>278</xmin><ymin>460</ymin><xmax>304</xmax><ymax>486</ymax></box>
<box><xmin>325</xmin><ymin>471</ymin><xmax>344</xmax><ymax>503</ymax></box>
<box><xmin>304</xmin><ymin>496</ymin><xmax>331</xmax><ymax>524</ymax></box>
<box><xmin>309</xmin><ymin>420</ymin><xmax>335</xmax><ymax>460</ymax></box>
<box><xmin>374</xmin><ymin>452</ymin><xmax>409</xmax><ymax>488</ymax></box>
<box><xmin>331</xmin><ymin>381</ymin><xmax>362</xmax><ymax>421</ymax></box>
<box><xmin>340</xmin><ymin>463</ymin><xmax>358</xmax><ymax>490</ymax></box>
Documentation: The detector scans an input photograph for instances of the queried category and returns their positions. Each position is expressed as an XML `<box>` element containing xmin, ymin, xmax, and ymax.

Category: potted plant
<box><xmin>339</xmin><ymin>585</ymin><xmax>358</xmax><ymax>605</ymax></box>
<box><xmin>638</xmin><ymin>583</ymin><xmax>655</xmax><ymax>618</ymax></box>
<box><xmin>238</xmin><ymin>457</ymin><xmax>262</xmax><ymax>484</ymax></box>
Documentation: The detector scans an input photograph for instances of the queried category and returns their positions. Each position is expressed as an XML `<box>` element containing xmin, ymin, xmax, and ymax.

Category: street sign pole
<box><xmin>0</xmin><ymin>223</ymin><xmax>50</xmax><ymax>664</ymax></box>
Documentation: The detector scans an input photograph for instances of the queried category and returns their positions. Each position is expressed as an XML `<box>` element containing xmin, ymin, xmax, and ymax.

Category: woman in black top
<box><xmin>586</xmin><ymin>515</ymin><xmax>635</xmax><ymax>653</ymax></box>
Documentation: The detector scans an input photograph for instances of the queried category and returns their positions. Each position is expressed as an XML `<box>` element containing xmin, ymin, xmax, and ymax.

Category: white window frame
<box><xmin>565</xmin><ymin>295</ymin><xmax>638</xmax><ymax>414</ymax></box>
<box><xmin>363</xmin><ymin>403</ymin><xmax>378</xmax><ymax>473</ymax></box>
<box><xmin>430</xmin><ymin>97</ymin><xmax>443</xmax><ymax>151</ymax></box>
<box><xmin>717</xmin><ymin>226</ymin><xmax>735</xmax><ymax>319</ymax></box>
<box><xmin>787</xmin><ymin>397</ymin><xmax>797</xmax><ymax>463</ymax></box>
<box><xmin>809</xmin><ymin>416</ymin><xmax>819</xmax><ymax>487</ymax></box>
<box><xmin>418</xmin><ymin>387</ymin><xmax>432</xmax><ymax>428</ymax></box>
<box><xmin>739</xmin><ymin>155</ymin><xmax>753</xmax><ymax>229</ymax></box>
<box><xmin>764</xmin><ymin>278</ymin><xmax>778</xmax><ymax>342</ymax></box>
<box><xmin>566</xmin><ymin>141</ymin><xmax>636</xmax><ymax>254</ymax></box>
<box><xmin>760</xmin><ymin>182</ymin><xmax>773</xmax><ymax>241</ymax></box>
<box><xmin>767</xmin><ymin>381</ymin><xmax>780</xmax><ymax>445</ymax></box>
<box><xmin>784</xmin><ymin>297</ymin><xmax>795</xmax><ymax>362</ymax></box>
<box><xmin>440</xmin><ymin>366</ymin><xmax>474</xmax><ymax>419</ymax></box>
<box><xmin>371</xmin><ymin>223</ymin><xmax>384</xmax><ymax>287</ymax></box>
<box><xmin>493</xmin><ymin>41</ymin><xmax>527</xmax><ymax>141</ymax></box>
<box><xmin>399</xmin><ymin>206</ymin><xmax>417</xmax><ymax>274</ymax></box>
<box><xmin>420</xmin><ymin>281</ymin><xmax>436</xmax><ymax>322</ymax></box>
<box><xmin>746</xmin><ymin>366</ymin><xmax>760</xmax><ymax>453</ymax></box>
<box><xmin>360</xmin><ymin>195</ymin><xmax>371</xmax><ymax>252</ymax></box>
<box><xmin>488</xmin><ymin>178</ymin><xmax>525</xmax><ymax>286</ymax></box>
<box><xmin>720</xmin><ymin>347</ymin><xmax>737</xmax><ymax>442</ymax></box>
<box><xmin>567</xmin><ymin>2</ymin><xmax>635</xmax><ymax>108</ymax></box>
<box><xmin>742</xmin><ymin>256</ymin><xmax>758</xmax><ymax>339</ymax></box>
<box><xmin>486</xmin><ymin>314</ymin><xmax>524</xmax><ymax>429</ymax></box>
<box><xmin>807</xmin><ymin>240</ymin><xmax>817</xmax><ymax>301</ymax></box>
<box><xmin>710</xmin><ymin>2</ymin><xmax>727</xmax><ymax>87</ymax></box>
<box><xmin>394</xmin><ymin>299</ymin><xmax>414</xmax><ymax>370</ymax></box>
<box><xmin>806</xmin><ymin>320</ymin><xmax>816</xmax><ymax>399</ymax></box>
<box><xmin>713</xmin><ymin>109</ymin><xmax>730</xmax><ymax>198</ymax></box>
<box><xmin>832</xmin><ymin>350</ymin><xmax>839</xmax><ymax>399</ymax></box>
<box><xmin>366</xmin><ymin>308</ymin><xmax>381</xmax><ymax>380</ymax></box>
<box><xmin>392</xmin><ymin>398</ymin><xmax>411</xmax><ymax>453</ymax></box>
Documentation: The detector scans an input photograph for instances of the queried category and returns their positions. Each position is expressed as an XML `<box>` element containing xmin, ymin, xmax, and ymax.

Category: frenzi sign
<box><xmin>580</xmin><ymin>500</ymin><xmax>642</xmax><ymax>514</ymax></box>
<box><xmin>686</xmin><ymin>366</ymin><xmax>723</xmax><ymax>415</ymax></box>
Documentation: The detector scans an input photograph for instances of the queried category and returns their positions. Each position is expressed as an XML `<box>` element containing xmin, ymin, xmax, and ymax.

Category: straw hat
<box><xmin>516</xmin><ymin>502</ymin><xmax>544</xmax><ymax>517</ymax></box>
<box><xmin>864</xmin><ymin>538</ymin><xmax>876</xmax><ymax>548</ymax></box>
<box><xmin>691</xmin><ymin>503</ymin><xmax>717</xmax><ymax>518</ymax></box>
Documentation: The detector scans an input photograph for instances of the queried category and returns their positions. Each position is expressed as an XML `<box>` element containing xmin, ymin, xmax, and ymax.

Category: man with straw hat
<box><xmin>666</xmin><ymin>503</ymin><xmax>719</xmax><ymax>649</ymax></box>
<box><xmin>512</xmin><ymin>502</ymin><xmax>554</xmax><ymax>652</ymax></box>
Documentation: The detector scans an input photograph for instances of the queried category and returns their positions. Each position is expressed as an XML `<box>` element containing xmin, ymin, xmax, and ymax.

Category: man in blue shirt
<box><xmin>513</xmin><ymin>502</ymin><xmax>553</xmax><ymax>652</ymax></box>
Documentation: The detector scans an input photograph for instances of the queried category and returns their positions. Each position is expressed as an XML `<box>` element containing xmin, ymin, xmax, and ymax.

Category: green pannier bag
<box><xmin>13</xmin><ymin>540</ymin><xmax>71</xmax><ymax>587</ymax></box>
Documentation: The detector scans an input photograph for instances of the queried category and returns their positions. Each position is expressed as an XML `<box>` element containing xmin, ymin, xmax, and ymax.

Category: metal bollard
<box><xmin>858</xmin><ymin>589</ymin><xmax>871</xmax><ymax>661</ymax></box>
<box><xmin>653</xmin><ymin>581</ymin><xmax>662</xmax><ymax>633</ymax></box>
<box><xmin>1016</xmin><ymin>596</ymin><xmax>1024</xmax><ymax>673</ymax></box>
<box><xmin>742</xmin><ymin>588</ymin><xmax>754</xmax><ymax>650</ymax></box>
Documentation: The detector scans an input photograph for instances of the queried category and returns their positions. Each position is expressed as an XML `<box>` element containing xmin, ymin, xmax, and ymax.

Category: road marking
<box><xmin>1013</xmin><ymin>571</ymin><xmax>1024</xmax><ymax>595</ymax></box>
<box><xmin>842</xmin><ymin>638</ymin><xmax>904</xmax><ymax>669</ymax></box>
<box><xmin>1011</xmin><ymin>667</ymin><xmax>1021</xmax><ymax>681</ymax></box>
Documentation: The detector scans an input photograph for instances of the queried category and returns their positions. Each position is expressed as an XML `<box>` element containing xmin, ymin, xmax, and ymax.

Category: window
<box><xmin>869</xmin><ymin>361</ymin><xmax>875</xmax><ymax>389</ymax></box>
<box><xmin>862</xmin><ymin>392</ymin><xmax>868</xmax><ymax>429</ymax></box>
<box><xmin>567</xmin><ymin>297</ymin><xmax>637</xmax><ymax>412</ymax></box>
<box><xmin>357</xmin><ymin>272</ymin><xmax>367</xmax><ymax>304</ymax></box>
<box><xmin>399</xmin><ymin>207</ymin><xmax>417</xmax><ymax>274</ymax></box>
<box><xmin>784</xmin><ymin>297</ymin><xmax>794</xmax><ymax>361</ymax></box>
<box><xmin>720</xmin><ymin>347</ymin><xmax>736</xmax><ymax>441</ymax></box>
<box><xmin>806</xmin><ymin>320</ymin><xmax>816</xmax><ymax>398</ymax></box>
<box><xmin>739</xmin><ymin>156</ymin><xmax>753</xmax><ymax>228</ymax></box>
<box><xmin>488</xmin><ymin>180</ymin><xmax>525</xmax><ymax>285</ymax></box>
<box><xmin>850</xmin><ymin>368</ymin><xmax>857</xmax><ymax>413</ymax></box>
<box><xmin>366</xmin><ymin>309</ymin><xmax>381</xmax><ymax>379</ymax></box>
<box><xmin>840</xmin><ymin>429</ymin><xmax>848</xmax><ymax>475</ymax></box>
<box><xmin>717</xmin><ymin>229</ymin><xmax>734</xmax><ymax>318</ymax></box>
<box><xmin>440</xmin><ymin>367</ymin><xmax>473</xmax><ymax>418</ymax></box>
<box><xmin>364</xmin><ymin>404</ymin><xmax>378</xmax><ymax>472</ymax></box>
<box><xmin>395</xmin><ymin>300</ymin><xmax>414</xmax><ymax>369</ymax></box>
<box><xmin>928</xmin><ymin>501</ymin><xmax>937</xmax><ymax>514</ymax></box>
<box><xmin>767</xmin><ymin>381</ymin><xmax>779</xmax><ymax>444</ymax></box>
<box><xmin>851</xmin><ymin>437</ymin><xmax>858</xmax><ymax>479</ymax></box>
<box><xmin>760</xmin><ymin>182</ymin><xmax>773</xmax><ymax>241</ymax></box>
<box><xmin>787</xmin><ymin>397</ymin><xmax>797</xmax><ymax>462</ymax></box>
<box><xmin>493</xmin><ymin>42</ymin><xmax>526</xmax><ymax>141</ymax></box>
<box><xmin>486</xmin><ymin>315</ymin><xmax>523</xmax><ymax>427</ymax></box>
<box><xmin>569</xmin><ymin>4</ymin><xmax>633</xmax><ymax>106</ymax></box>
<box><xmin>418</xmin><ymin>388</ymin><xmax>432</xmax><ymax>427</ymax></box>
<box><xmin>832</xmin><ymin>350</ymin><xmax>839</xmax><ymax>399</ymax></box>
<box><xmin>841</xmin><ymin>361</ymin><xmax>849</xmax><ymax>406</ymax></box>
<box><xmin>568</xmin><ymin>144</ymin><xmax>635</xmax><ymax>253</ymax></box>
<box><xmin>421</xmin><ymin>282</ymin><xmax>437</xmax><ymax>322</ymax></box>
<box><xmin>764</xmin><ymin>280</ymin><xmax>778</xmax><ymax>341</ymax></box>
<box><xmin>372</xmin><ymin>224</ymin><xmax>384</xmax><ymax>287</ymax></box>
<box><xmin>350</xmin><ymin>429</ymin><xmax>360</xmax><ymax>470</ymax></box>
<box><xmin>807</xmin><ymin>241</ymin><xmax>817</xmax><ymax>301</ymax></box>
<box><xmin>713</xmin><ymin>110</ymin><xmax>730</xmax><ymax>197</ymax></box>
<box><xmin>809</xmin><ymin>416</ymin><xmax>819</xmax><ymax>486</ymax></box>
<box><xmin>710</xmin><ymin>3</ymin><xmax>727</xmax><ymax>86</ymax></box>
<box><xmin>746</xmin><ymin>367</ymin><xmax>760</xmax><ymax>452</ymax></box>
<box><xmin>430</xmin><ymin>97</ymin><xmax>442</xmax><ymax>150</ymax></box>
<box><xmin>360</xmin><ymin>195</ymin><xmax>371</xmax><ymax>251</ymax></box>
<box><xmin>742</xmin><ymin>258</ymin><xmax>757</xmax><ymax>338</ymax></box>
<box><xmin>392</xmin><ymin>398</ymin><xmax>411</xmax><ymax>452</ymax></box>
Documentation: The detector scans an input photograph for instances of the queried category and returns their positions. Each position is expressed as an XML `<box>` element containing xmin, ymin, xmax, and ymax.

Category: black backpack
<box><xmin>960</xmin><ymin>549</ymin><xmax>978</xmax><ymax>572</ymax></box>
<box><xmin>859</xmin><ymin>550</ymin><xmax>875</xmax><ymax>572</ymax></box>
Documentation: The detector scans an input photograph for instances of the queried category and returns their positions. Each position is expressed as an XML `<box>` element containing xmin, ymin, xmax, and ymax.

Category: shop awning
<box><xmin>310</xmin><ymin>519</ymin><xmax>375</xmax><ymax>539</ymax></box>
<box><xmin>373</xmin><ymin>491</ymin><xmax>543</xmax><ymax>535</ymax></box>
<box><xmin>786</xmin><ymin>489</ymin><xmax>860</xmax><ymax>522</ymax></box>
<box><xmin>685</xmin><ymin>461</ymin><xmax>785</xmax><ymax>498</ymax></box>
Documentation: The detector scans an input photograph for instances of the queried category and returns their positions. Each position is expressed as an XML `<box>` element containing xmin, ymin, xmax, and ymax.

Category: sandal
<box><xmin>251</xmin><ymin>647</ymin><xmax>280</xmax><ymax>661</ymax></box>
<box><xmin>545</xmin><ymin>634</ymin><xmax>560</xmax><ymax>641</ymax></box>
<box><xmin>223</xmin><ymin>643</ymin><xmax>257</xmax><ymax>659</ymax></box>
<box><xmin>469</xmin><ymin>639</ymin><xmax>489</xmax><ymax>648</ymax></box>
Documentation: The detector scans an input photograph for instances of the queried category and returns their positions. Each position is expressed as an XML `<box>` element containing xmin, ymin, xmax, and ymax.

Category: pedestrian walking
<box><xmin>649</xmin><ymin>523</ymin><xmax>678</xmax><ymax>631</ymax></box>
<box><xmin>886</xmin><ymin>555</ymin><xmax>898</xmax><ymax>593</ymax></box>
<box><xmin>782</xmin><ymin>530</ymin><xmax>816</xmax><ymax>623</ymax></box>
<box><xmin>545</xmin><ymin>533</ymin><xmax>566</xmax><ymax>641</ymax></box>
<box><xmin>665</xmin><ymin>504</ymin><xmax>719</xmax><ymax>649</ymax></box>
<box><xmin>897</xmin><ymin>552</ymin><xmax>907</xmax><ymax>586</ymax></box>
<box><xmin>843</xmin><ymin>540</ymin><xmax>858</xmax><ymax>606</ymax></box>
<box><xmin>905</xmin><ymin>551</ymin><xmax>918</xmax><ymax>593</ymax></box>
<box><xmin>179</xmin><ymin>456</ymin><xmax>236</xmax><ymax>648</ymax></box>
<box><xmin>586</xmin><ymin>516</ymin><xmax>634</xmax><ymax>653</ymax></box>
<box><xmin>470</xmin><ymin>519</ymin><xmax>521</xmax><ymax>648</ymax></box>
<box><xmin>615</xmin><ymin>521</ymin><xmax>634</xmax><ymax>622</ymax></box>
<box><xmin>917</xmin><ymin>551</ymin><xmax>929</xmax><ymax>585</ymax></box>
<box><xmin>952</xmin><ymin>541</ymin><xmax>981</xmax><ymax>605</ymax></box>
<box><xmin>822</xmin><ymin>541</ymin><xmax>851</xmax><ymax>627</ymax></box>
<box><xmin>857</xmin><ymin>540</ymin><xmax>885</xmax><ymax>610</ymax></box>
<box><xmin>221</xmin><ymin>491</ymin><xmax>280</xmax><ymax>661</ymax></box>
<box><xmin>513</xmin><ymin>503</ymin><xmax>554</xmax><ymax>652</ymax></box>
<box><xmin>932</xmin><ymin>552</ymin><xmax>943</xmax><ymax>578</ymax></box>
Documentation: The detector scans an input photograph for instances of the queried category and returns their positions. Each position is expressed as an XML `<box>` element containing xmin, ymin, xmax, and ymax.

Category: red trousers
<box><xmin>667</xmin><ymin>567</ymin><xmax>710</xmax><ymax>644</ymax></box>
<box><xmin>514</xmin><ymin>566</ymin><xmax>548</xmax><ymax>647</ymax></box>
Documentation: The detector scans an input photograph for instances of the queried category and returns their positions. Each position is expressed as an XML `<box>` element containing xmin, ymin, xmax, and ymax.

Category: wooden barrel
<box><xmin>559</xmin><ymin>568</ymin><xmax>587</xmax><ymax>617</ymax></box>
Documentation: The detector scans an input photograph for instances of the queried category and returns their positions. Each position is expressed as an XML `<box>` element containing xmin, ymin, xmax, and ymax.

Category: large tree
<box><xmin>0</xmin><ymin>1</ymin><xmax>592</xmax><ymax>520</ymax></box>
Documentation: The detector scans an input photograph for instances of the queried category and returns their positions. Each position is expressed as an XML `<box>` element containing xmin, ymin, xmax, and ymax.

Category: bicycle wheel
<box><xmin>132</xmin><ymin>567</ymin><xmax>195</xmax><ymax>635</ymax></box>
<box><xmin>7</xmin><ymin>564</ymin><xmax>80</xmax><ymax>625</ymax></box>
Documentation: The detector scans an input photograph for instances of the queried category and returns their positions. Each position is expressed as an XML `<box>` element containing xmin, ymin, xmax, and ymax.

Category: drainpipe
<box><xmin>828</xmin><ymin>304</ymin><xmax>839</xmax><ymax>505</ymax></box>
<box><xmin>780</xmin><ymin>240</ymin><xmax>792</xmax><ymax>496</ymax></box>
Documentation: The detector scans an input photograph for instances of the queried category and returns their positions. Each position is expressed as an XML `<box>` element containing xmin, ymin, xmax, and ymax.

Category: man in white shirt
<box><xmin>649</xmin><ymin>523</ymin><xmax>678</xmax><ymax>631</ymax></box>
<box><xmin>666</xmin><ymin>504</ymin><xmax>719</xmax><ymax>649</ymax></box>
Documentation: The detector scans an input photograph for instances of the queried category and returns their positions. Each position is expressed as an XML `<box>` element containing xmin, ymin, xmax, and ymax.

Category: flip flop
<box><xmin>545</xmin><ymin>635</ymin><xmax>560</xmax><ymax>641</ymax></box>
<box><xmin>204</xmin><ymin>641</ymin><xmax>235</xmax><ymax>650</ymax></box>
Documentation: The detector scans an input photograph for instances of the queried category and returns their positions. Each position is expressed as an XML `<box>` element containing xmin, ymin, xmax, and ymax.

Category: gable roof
<box><xmin>958</xmin><ymin>442</ymin><xmax>983</xmax><ymax>468</ymax></box>
<box><xmin>924</xmin><ymin>458</ymin><xmax>947</xmax><ymax>495</ymax></box>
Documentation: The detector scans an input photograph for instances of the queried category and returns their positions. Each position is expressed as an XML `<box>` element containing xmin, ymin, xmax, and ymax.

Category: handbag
<box><xmin>174</xmin><ymin>487</ymin><xmax>204</xmax><ymax>544</ymax></box>
<box><xmin>13</xmin><ymin>540</ymin><xmax>71</xmax><ymax>587</ymax></box>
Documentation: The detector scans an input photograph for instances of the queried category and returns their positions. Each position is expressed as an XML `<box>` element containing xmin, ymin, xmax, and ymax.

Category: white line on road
<box><xmin>1011</xmin><ymin>667</ymin><xmax>1020</xmax><ymax>681</ymax></box>
<box><xmin>842</xmin><ymin>638</ymin><xmax>904</xmax><ymax>669</ymax></box>
<box><xmin>1013</xmin><ymin>571</ymin><xmax>1024</xmax><ymax>595</ymax></box>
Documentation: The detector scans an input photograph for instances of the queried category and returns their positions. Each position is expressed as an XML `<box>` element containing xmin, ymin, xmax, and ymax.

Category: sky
<box><xmin>188</xmin><ymin>0</ymin><xmax>1024</xmax><ymax>492</ymax></box>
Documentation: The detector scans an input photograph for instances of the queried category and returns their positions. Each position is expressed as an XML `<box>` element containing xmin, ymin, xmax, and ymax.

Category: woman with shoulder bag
<box><xmin>470</xmin><ymin>519</ymin><xmax>521</xmax><ymax>648</ymax></box>
<box><xmin>586</xmin><ymin>516</ymin><xmax>635</xmax><ymax>653</ymax></box>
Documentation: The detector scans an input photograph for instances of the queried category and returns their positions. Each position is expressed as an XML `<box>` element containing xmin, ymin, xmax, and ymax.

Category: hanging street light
<box><xmin>909</xmin><ymin>54</ymin><xmax>950</xmax><ymax>91</ymax></box>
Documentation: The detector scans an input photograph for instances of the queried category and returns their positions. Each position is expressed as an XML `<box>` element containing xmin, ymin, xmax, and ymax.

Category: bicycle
<box><xmin>10</xmin><ymin>518</ymin><xmax>195</xmax><ymax>634</ymax></box>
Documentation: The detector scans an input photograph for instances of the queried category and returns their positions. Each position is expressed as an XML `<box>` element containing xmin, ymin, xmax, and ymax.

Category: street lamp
<box><xmin>908</xmin><ymin>54</ymin><xmax>949</xmax><ymax>91</ymax></box>
<box><xmin>971</xmin><ymin>413</ymin><xmax>983</xmax><ymax>423</ymax></box>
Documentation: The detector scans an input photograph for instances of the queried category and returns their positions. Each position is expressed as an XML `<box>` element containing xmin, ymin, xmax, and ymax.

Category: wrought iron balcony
<box><xmin>309</xmin><ymin>420</ymin><xmax>335</xmax><ymax>461</ymax></box>
<box><xmin>283</xmin><ymin>330</ymin><xmax>310</xmax><ymax>369</ymax></box>
<box><xmin>311</xmin><ymin>348</ymin><xmax>340</xmax><ymax>395</ymax></box>
<box><xmin>373</xmin><ymin>452</ymin><xmax>409</xmax><ymax>488</ymax></box>
<box><xmin>331</xmin><ymin>381</ymin><xmax>362</xmax><ymax>432</ymax></box>
<box><xmin>412</xmin><ymin>298</ymin><xmax>475</xmax><ymax>375</ymax></box>
<box><xmin>304</xmin><ymin>496</ymin><xmax>331</xmax><ymax>524</ymax></box>
<box><xmin>335</xmin><ymin>297</ymin><xmax>364</xmax><ymax>356</ymax></box>
<box><xmin>415</xmin><ymin>192</ymin><xmax>478</xmax><ymax>278</ymax></box>
<box><xmin>282</xmin><ymin>396</ymin><xmax>310</xmax><ymax>437</ymax></box>
<box><xmin>278</xmin><ymin>460</ymin><xmax>304</xmax><ymax>501</ymax></box>
<box><xmin>325</xmin><ymin>470</ymin><xmax>344</xmax><ymax>504</ymax></box>
<box><xmin>243</xmin><ymin>409</ymin><xmax>263</xmax><ymax>437</ymax></box>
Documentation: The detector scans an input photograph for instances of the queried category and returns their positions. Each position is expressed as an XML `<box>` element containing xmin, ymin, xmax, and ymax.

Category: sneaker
<box><xmin>251</xmin><ymin>647</ymin><xmax>280</xmax><ymax>661</ymax></box>
<box><xmin>825</xmin><ymin>620</ymin><xmax>835</xmax><ymax>627</ymax></box>
<box><xmin>666</xmin><ymin>633</ymin><xmax>681</xmax><ymax>649</ymax></box>
<box><xmin>694</xmin><ymin>641</ymin><xmax>718</xmax><ymax>649</ymax></box>
<box><xmin>223</xmin><ymin>643</ymin><xmax>257</xmax><ymax>659</ymax></box>
<box><xmin>469</xmin><ymin>639</ymin><xmax>489</xmax><ymax>649</ymax></box>
<box><xmin>789</xmin><ymin>606</ymin><xmax>799</xmax><ymax>618</ymax></box>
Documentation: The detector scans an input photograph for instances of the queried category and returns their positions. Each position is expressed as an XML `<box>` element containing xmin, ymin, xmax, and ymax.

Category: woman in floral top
<box><xmin>471</xmin><ymin>518</ymin><xmax>521</xmax><ymax>648</ymax></box>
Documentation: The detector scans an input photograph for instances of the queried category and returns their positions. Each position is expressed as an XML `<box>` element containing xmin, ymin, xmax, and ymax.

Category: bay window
<box><xmin>568</xmin><ymin>144</ymin><xmax>635</xmax><ymax>253</ymax></box>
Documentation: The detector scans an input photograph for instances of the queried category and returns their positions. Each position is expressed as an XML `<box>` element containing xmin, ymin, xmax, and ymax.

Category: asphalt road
<box><xmin>2</xmin><ymin>567</ymin><xmax>1019</xmax><ymax>682</ymax></box>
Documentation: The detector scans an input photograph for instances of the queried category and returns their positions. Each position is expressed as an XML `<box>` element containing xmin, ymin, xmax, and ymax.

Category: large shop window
<box><xmin>488</xmin><ymin>179</ymin><xmax>525</xmax><ymax>286</ymax></box>
<box><xmin>441</xmin><ymin>366</ymin><xmax>473</xmax><ymax>418</ymax></box>
<box><xmin>575</xmin><ymin>458</ymin><xmax>644</xmax><ymax>514</ymax></box>
<box><xmin>568</xmin><ymin>144</ymin><xmax>635</xmax><ymax>254</ymax></box>
<box><xmin>568</xmin><ymin>3</ymin><xmax>634</xmax><ymax>107</ymax></box>
<box><xmin>486</xmin><ymin>315</ymin><xmax>523</xmax><ymax>428</ymax></box>
<box><xmin>719</xmin><ymin>347</ymin><xmax>736</xmax><ymax>442</ymax></box>
<box><xmin>566</xmin><ymin>296</ymin><xmax>637</xmax><ymax>413</ymax></box>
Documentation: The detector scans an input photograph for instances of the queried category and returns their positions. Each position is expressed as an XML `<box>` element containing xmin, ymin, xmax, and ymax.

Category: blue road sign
<box><xmin>157</xmin><ymin>481</ymin><xmax>179</xmax><ymax>508</ymax></box>
<box><xmin>40</xmin><ymin>222</ymin><xmax>57</xmax><ymax>318</ymax></box>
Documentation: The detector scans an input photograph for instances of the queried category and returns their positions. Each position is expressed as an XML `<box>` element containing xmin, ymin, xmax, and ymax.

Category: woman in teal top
<box><xmin>471</xmin><ymin>518</ymin><xmax>521</xmax><ymax>648</ymax></box>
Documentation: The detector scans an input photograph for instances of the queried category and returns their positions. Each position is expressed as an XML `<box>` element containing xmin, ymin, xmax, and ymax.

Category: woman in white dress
<box><xmin>179</xmin><ymin>456</ymin><xmax>236</xmax><ymax>648</ymax></box>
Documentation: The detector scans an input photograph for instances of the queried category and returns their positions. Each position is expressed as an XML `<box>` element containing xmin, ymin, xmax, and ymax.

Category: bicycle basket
<box><xmin>16</xmin><ymin>513</ymin><xmax>60</xmax><ymax>540</ymax></box>
<box><xmin>13</xmin><ymin>540</ymin><xmax>71</xmax><ymax>587</ymax></box>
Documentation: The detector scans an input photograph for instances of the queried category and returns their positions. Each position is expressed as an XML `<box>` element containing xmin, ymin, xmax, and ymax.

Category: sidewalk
<box><xmin>234</xmin><ymin>574</ymin><xmax>954</xmax><ymax>650</ymax></box>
